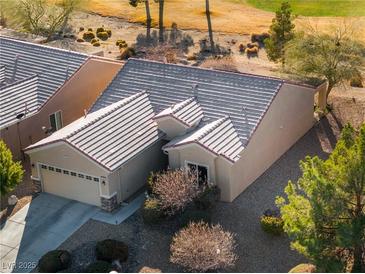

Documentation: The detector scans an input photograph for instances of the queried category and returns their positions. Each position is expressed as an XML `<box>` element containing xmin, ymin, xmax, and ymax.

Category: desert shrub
<box><xmin>170</xmin><ymin>222</ymin><xmax>237</xmax><ymax>272</ymax></box>
<box><xmin>289</xmin><ymin>263</ymin><xmax>316</xmax><ymax>273</ymax></box>
<box><xmin>93</xmin><ymin>42</ymin><xmax>101</xmax><ymax>47</ymax></box>
<box><xmin>83</xmin><ymin>31</ymin><xmax>95</xmax><ymax>41</ymax></box>
<box><xmin>260</xmin><ymin>209</ymin><xmax>284</xmax><ymax>235</ymax></box>
<box><xmin>96</xmin><ymin>27</ymin><xmax>105</xmax><ymax>33</ymax></box>
<box><xmin>116</xmin><ymin>39</ymin><xmax>128</xmax><ymax>49</ymax></box>
<box><xmin>85</xmin><ymin>261</ymin><xmax>112</xmax><ymax>273</ymax></box>
<box><xmin>247</xmin><ymin>42</ymin><xmax>260</xmax><ymax>48</ymax></box>
<box><xmin>200</xmin><ymin>56</ymin><xmax>238</xmax><ymax>72</ymax></box>
<box><xmin>90</xmin><ymin>38</ymin><xmax>99</xmax><ymax>44</ymax></box>
<box><xmin>79</xmin><ymin>26</ymin><xmax>84</xmax><ymax>32</ymax></box>
<box><xmin>246</xmin><ymin>46</ymin><xmax>259</xmax><ymax>56</ymax></box>
<box><xmin>38</xmin><ymin>250</ymin><xmax>71</xmax><ymax>273</ymax></box>
<box><xmin>76</xmin><ymin>38</ymin><xmax>85</xmax><ymax>43</ymax></box>
<box><xmin>120</xmin><ymin>47</ymin><xmax>136</xmax><ymax>60</ymax></box>
<box><xmin>139</xmin><ymin>266</ymin><xmax>162</xmax><ymax>273</ymax></box>
<box><xmin>146</xmin><ymin>173</ymin><xmax>157</xmax><ymax>195</ymax></box>
<box><xmin>239</xmin><ymin>43</ymin><xmax>246</xmax><ymax>53</ymax></box>
<box><xmin>152</xmin><ymin>169</ymin><xmax>200</xmax><ymax>216</ymax></box>
<box><xmin>106</xmin><ymin>29</ymin><xmax>112</xmax><ymax>37</ymax></box>
<box><xmin>194</xmin><ymin>185</ymin><xmax>220</xmax><ymax>210</ymax></box>
<box><xmin>350</xmin><ymin>75</ymin><xmax>363</xmax><ymax>88</ymax></box>
<box><xmin>187</xmin><ymin>54</ymin><xmax>197</xmax><ymax>61</ymax></box>
<box><xmin>142</xmin><ymin>198</ymin><xmax>164</xmax><ymax>224</ymax></box>
<box><xmin>97</xmin><ymin>31</ymin><xmax>109</xmax><ymax>41</ymax></box>
<box><xmin>96</xmin><ymin>239</ymin><xmax>128</xmax><ymax>263</ymax></box>
<box><xmin>251</xmin><ymin>32</ymin><xmax>270</xmax><ymax>44</ymax></box>
<box><xmin>88</xmin><ymin>28</ymin><xmax>93</xmax><ymax>31</ymax></box>
<box><xmin>179</xmin><ymin>209</ymin><xmax>211</xmax><ymax>227</ymax></box>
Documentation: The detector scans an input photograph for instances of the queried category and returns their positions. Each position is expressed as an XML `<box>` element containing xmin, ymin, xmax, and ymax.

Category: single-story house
<box><xmin>0</xmin><ymin>36</ymin><xmax>123</xmax><ymax>160</ymax></box>
<box><xmin>26</xmin><ymin>58</ymin><xmax>325</xmax><ymax>211</ymax></box>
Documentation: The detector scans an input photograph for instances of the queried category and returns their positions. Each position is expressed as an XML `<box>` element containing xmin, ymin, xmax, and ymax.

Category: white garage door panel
<box><xmin>41</xmin><ymin>168</ymin><xmax>100</xmax><ymax>206</ymax></box>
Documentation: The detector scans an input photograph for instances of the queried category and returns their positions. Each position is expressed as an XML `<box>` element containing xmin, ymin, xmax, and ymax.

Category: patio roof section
<box><xmin>0</xmin><ymin>75</ymin><xmax>39</xmax><ymax>129</ymax></box>
<box><xmin>163</xmin><ymin>116</ymin><xmax>244</xmax><ymax>162</ymax></box>
<box><xmin>154</xmin><ymin>97</ymin><xmax>204</xmax><ymax>127</ymax></box>
<box><xmin>26</xmin><ymin>92</ymin><xmax>164</xmax><ymax>171</ymax></box>
<box><xmin>0</xmin><ymin>36</ymin><xmax>88</xmax><ymax>105</ymax></box>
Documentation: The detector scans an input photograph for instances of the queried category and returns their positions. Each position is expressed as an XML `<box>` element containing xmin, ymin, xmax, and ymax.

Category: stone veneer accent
<box><xmin>100</xmin><ymin>194</ymin><xmax>118</xmax><ymax>212</ymax></box>
<box><xmin>33</xmin><ymin>179</ymin><xmax>42</xmax><ymax>193</ymax></box>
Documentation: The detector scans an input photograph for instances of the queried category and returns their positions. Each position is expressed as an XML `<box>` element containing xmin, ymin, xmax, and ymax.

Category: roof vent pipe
<box><xmin>192</xmin><ymin>83</ymin><xmax>199</xmax><ymax>98</ymax></box>
<box><xmin>241</xmin><ymin>106</ymin><xmax>250</xmax><ymax>133</ymax></box>
<box><xmin>84</xmin><ymin>109</ymin><xmax>87</xmax><ymax>118</ymax></box>
<box><xmin>65</xmin><ymin>65</ymin><xmax>70</xmax><ymax>80</ymax></box>
<box><xmin>11</xmin><ymin>55</ymin><xmax>20</xmax><ymax>82</ymax></box>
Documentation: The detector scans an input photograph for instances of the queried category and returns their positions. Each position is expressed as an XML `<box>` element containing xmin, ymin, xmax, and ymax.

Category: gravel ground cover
<box><xmin>59</xmin><ymin>122</ymin><xmax>333</xmax><ymax>272</ymax></box>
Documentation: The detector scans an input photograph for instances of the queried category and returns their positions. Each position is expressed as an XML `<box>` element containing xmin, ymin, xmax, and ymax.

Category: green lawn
<box><xmin>245</xmin><ymin>0</ymin><xmax>365</xmax><ymax>16</ymax></box>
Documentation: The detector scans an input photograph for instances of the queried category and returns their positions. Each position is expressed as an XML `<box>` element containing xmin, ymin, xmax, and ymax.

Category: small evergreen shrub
<box><xmin>93</xmin><ymin>42</ymin><xmax>101</xmax><ymax>47</ymax></box>
<box><xmin>247</xmin><ymin>42</ymin><xmax>260</xmax><ymax>48</ymax></box>
<box><xmin>120</xmin><ymin>47</ymin><xmax>136</xmax><ymax>60</ymax></box>
<box><xmin>239</xmin><ymin>43</ymin><xmax>246</xmax><ymax>53</ymax></box>
<box><xmin>88</xmin><ymin>28</ymin><xmax>93</xmax><ymax>31</ymax></box>
<box><xmin>79</xmin><ymin>26</ymin><xmax>84</xmax><ymax>31</ymax></box>
<box><xmin>85</xmin><ymin>261</ymin><xmax>112</xmax><ymax>273</ymax></box>
<box><xmin>180</xmin><ymin>209</ymin><xmax>211</xmax><ymax>227</ymax></box>
<box><xmin>246</xmin><ymin>46</ymin><xmax>259</xmax><ymax>55</ymax></box>
<box><xmin>76</xmin><ymin>38</ymin><xmax>85</xmax><ymax>43</ymax></box>
<box><xmin>142</xmin><ymin>198</ymin><xmax>163</xmax><ymax>224</ymax></box>
<box><xmin>116</xmin><ymin>39</ymin><xmax>128</xmax><ymax>48</ymax></box>
<box><xmin>83</xmin><ymin>31</ymin><xmax>95</xmax><ymax>41</ymax></box>
<box><xmin>146</xmin><ymin>173</ymin><xmax>157</xmax><ymax>195</ymax></box>
<box><xmin>251</xmin><ymin>32</ymin><xmax>270</xmax><ymax>44</ymax></box>
<box><xmin>96</xmin><ymin>27</ymin><xmax>105</xmax><ymax>33</ymax></box>
<box><xmin>194</xmin><ymin>186</ymin><xmax>220</xmax><ymax>210</ymax></box>
<box><xmin>106</xmin><ymin>29</ymin><xmax>112</xmax><ymax>37</ymax></box>
<box><xmin>260</xmin><ymin>209</ymin><xmax>284</xmax><ymax>235</ymax></box>
<box><xmin>96</xmin><ymin>239</ymin><xmax>128</xmax><ymax>263</ymax></box>
<box><xmin>38</xmin><ymin>250</ymin><xmax>71</xmax><ymax>273</ymax></box>
<box><xmin>97</xmin><ymin>31</ymin><xmax>109</xmax><ymax>40</ymax></box>
<box><xmin>289</xmin><ymin>263</ymin><xmax>316</xmax><ymax>273</ymax></box>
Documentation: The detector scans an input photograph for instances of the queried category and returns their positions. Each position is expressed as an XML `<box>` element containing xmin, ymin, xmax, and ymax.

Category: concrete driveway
<box><xmin>0</xmin><ymin>193</ymin><xmax>99</xmax><ymax>273</ymax></box>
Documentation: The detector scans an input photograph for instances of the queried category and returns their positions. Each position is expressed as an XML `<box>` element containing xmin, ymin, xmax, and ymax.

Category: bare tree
<box><xmin>157</xmin><ymin>0</ymin><xmax>164</xmax><ymax>43</ymax></box>
<box><xmin>170</xmin><ymin>222</ymin><xmax>237</xmax><ymax>272</ymax></box>
<box><xmin>129</xmin><ymin>0</ymin><xmax>152</xmax><ymax>43</ymax></box>
<box><xmin>205</xmin><ymin>0</ymin><xmax>215</xmax><ymax>53</ymax></box>
<box><xmin>152</xmin><ymin>169</ymin><xmax>200</xmax><ymax>215</ymax></box>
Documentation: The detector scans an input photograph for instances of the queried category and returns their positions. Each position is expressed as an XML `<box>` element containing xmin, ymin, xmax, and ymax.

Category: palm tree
<box><xmin>205</xmin><ymin>0</ymin><xmax>215</xmax><ymax>53</ymax></box>
<box><xmin>129</xmin><ymin>0</ymin><xmax>152</xmax><ymax>43</ymax></box>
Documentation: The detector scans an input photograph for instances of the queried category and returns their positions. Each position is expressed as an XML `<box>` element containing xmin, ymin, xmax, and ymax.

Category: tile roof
<box><xmin>0</xmin><ymin>75</ymin><xmax>39</xmax><ymax>129</ymax></box>
<box><xmin>154</xmin><ymin>97</ymin><xmax>204</xmax><ymax>127</ymax></box>
<box><xmin>26</xmin><ymin>92</ymin><xmax>163</xmax><ymax>171</ymax></box>
<box><xmin>91</xmin><ymin>58</ymin><xmax>284</xmax><ymax>146</ymax></box>
<box><xmin>163</xmin><ymin>116</ymin><xmax>244</xmax><ymax>162</ymax></box>
<box><xmin>0</xmin><ymin>37</ymin><xmax>88</xmax><ymax>126</ymax></box>
<box><xmin>0</xmin><ymin>65</ymin><xmax>5</xmax><ymax>84</ymax></box>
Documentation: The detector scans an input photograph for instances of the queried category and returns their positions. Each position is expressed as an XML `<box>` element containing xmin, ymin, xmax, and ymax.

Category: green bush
<box><xmin>96</xmin><ymin>239</ymin><xmax>128</xmax><ymax>263</ymax></box>
<box><xmin>120</xmin><ymin>47</ymin><xmax>136</xmax><ymax>60</ymax></box>
<box><xmin>79</xmin><ymin>26</ymin><xmax>84</xmax><ymax>32</ymax></box>
<box><xmin>106</xmin><ymin>29</ymin><xmax>112</xmax><ymax>37</ymax></box>
<box><xmin>289</xmin><ymin>263</ymin><xmax>316</xmax><ymax>273</ymax></box>
<box><xmin>116</xmin><ymin>39</ymin><xmax>128</xmax><ymax>49</ymax></box>
<box><xmin>142</xmin><ymin>198</ymin><xmax>163</xmax><ymax>224</ymax></box>
<box><xmin>88</xmin><ymin>28</ymin><xmax>93</xmax><ymax>31</ymax></box>
<box><xmin>83</xmin><ymin>31</ymin><xmax>95</xmax><ymax>41</ymax></box>
<box><xmin>76</xmin><ymin>38</ymin><xmax>85</xmax><ymax>43</ymax></box>
<box><xmin>260</xmin><ymin>215</ymin><xmax>284</xmax><ymax>235</ymax></box>
<box><xmin>194</xmin><ymin>186</ymin><xmax>220</xmax><ymax>210</ymax></box>
<box><xmin>146</xmin><ymin>173</ymin><xmax>157</xmax><ymax>195</ymax></box>
<box><xmin>179</xmin><ymin>209</ymin><xmax>211</xmax><ymax>227</ymax></box>
<box><xmin>85</xmin><ymin>261</ymin><xmax>112</xmax><ymax>273</ymax></box>
<box><xmin>97</xmin><ymin>31</ymin><xmax>109</xmax><ymax>41</ymax></box>
<box><xmin>93</xmin><ymin>42</ymin><xmax>101</xmax><ymax>47</ymax></box>
<box><xmin>38</xmin><ymin>250</ymin><xmax>71</xmax><ymax>273</ymax></box>
<box><xmin>96</xmin><ymin>27</ymin><xmax>105</xmax><ymax>33</ymax></box>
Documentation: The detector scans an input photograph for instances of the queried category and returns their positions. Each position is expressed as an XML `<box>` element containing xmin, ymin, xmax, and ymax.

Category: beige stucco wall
<box><xmin>155</xmin><ymin>118</ymin><xmax>188</xmax><ymax>140</ymax></box>
<box><xmin>108</xmin><ymin>140</ymin><xmax>168</xmax><ymax>202</ymax></box>
<box><xmin>27</xmin><ymin>142</ymin><xmax>110</xmax><ymax>206</ymax></box>
<box><xmin>166</xmin><ymin>144</ymin><xmax>233</xmax><ymax>201</ymax></box>
<box><xmin>229</xmin><ymin>83</ymin><xmax>315</xmax><ymax>201</ymax></box>
<box><xmin>1</xmin><ymin>58</ymin><xmax>122</xmax><ymax>160</ymax></box>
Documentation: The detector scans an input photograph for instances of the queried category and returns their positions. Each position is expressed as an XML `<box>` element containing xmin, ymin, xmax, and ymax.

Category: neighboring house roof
<box><xmin>0</xmin><ymin>75</ymin><xmax>39</xmax><ymax>128</ymax></box>
<box><xmin>0</xmin><ymin>36</ymin><xmax>88</xmax><ymax>128</ymax></box>
<box><xmin>90</xmin><ymin>58</ymin><xmax>284</xmax><ymax>146</ymax></box>
<box><xmin>26</xmin><ymin>92</ymin><xmax>163</xmax><ymax>171</ymax></box>
<box><xmin>154</xmin><ymin>97</ymin><xmax>204</xmax><ymax>127</ymax></box>
<box><xmin>163</xmin><ymin>116</ymin><xmax>244</xmax><ymax>162</ymax></box>
<box><xmin>0</xmin><ymin>65</ymin><xmax>5</xmax><ymax>84</ymax></box>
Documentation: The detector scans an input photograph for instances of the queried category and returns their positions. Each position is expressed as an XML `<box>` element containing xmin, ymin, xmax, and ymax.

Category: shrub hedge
<box><xmin>85</xmin><ymin>261</ymin><xmax>112</xmax><ymax>273</ymax></box>
<box><xmin>142</xmin><ymin>198</ymin><xmax>163</xmax><ymax>224</ymax></box>
<box><xmin>260</xmin><ymin>209</ymin><xmax>284</xmax><ymax>235</ymax></box>
<box><xmin>97</xmin><ymin>31</ymin><xmax>109</xmax><ymax>41</ymax></box>
<box><xmin>194</xmin><ymin>186</ymin><xmax>220</xmax><ymax>210</ymax></box>
<box><xmin>38</xmin><ymin>250</ymin><xmax>71</xmax><ymax>273</ymax></box>
<box><xmin>83</xmin><ymin>31</ymin><xmax>95</xmax><ymax>41</ymax></box>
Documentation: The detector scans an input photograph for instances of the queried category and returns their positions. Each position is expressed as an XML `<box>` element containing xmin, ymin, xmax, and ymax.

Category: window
<box><xmin>78</xmin><ymin>174</ymin><xmax>84</xmax><ymax>178</ymax></box>
<box><xmin>186</xmin><ymin>161</ymin><xmax>208</xmax><ymax>186</ymax></box>
<box><xmin>63</xmin><ymin>170</ymin><xmax>69</xmax><ymax>175</ymax></box>
<box><xmin>48</xmin><ymin>166</ymin><xmax>54</xmax><ymax>171</ymax></box>
<box><xmin>56</xmin><ymin>168</ymin><xmax>62</xmax><ymax>173</ymax></box>
<box><xmin>41</xmin><ymin>164</ymin><xmax>47</xmax><ymax>169</ymax></box>
<box><xmin>93</xmin><ymin>177</ymin><xmax>99</xmax><ymax>182</ymax></box>
<box><xmin>70</xmin><ymin>172</ymin><xmax>77</xmax><ymax>177</ymax></box>
<box><xmin>49</xmin><ymin>111</ymin><xmax>63</xmax><ymax>131</ymax></box>
<box><xmin>86</xmin><ymin>175</ymin><xmax>92</xmax><ymax>180</ymax></box>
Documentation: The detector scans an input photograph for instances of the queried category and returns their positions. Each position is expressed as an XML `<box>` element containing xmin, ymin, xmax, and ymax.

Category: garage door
<box><xmin>40</xmin><ymin>164</ymin><xmax>101</xmax><ymax>206</ymax></box>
